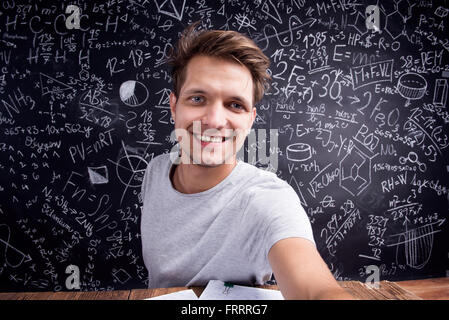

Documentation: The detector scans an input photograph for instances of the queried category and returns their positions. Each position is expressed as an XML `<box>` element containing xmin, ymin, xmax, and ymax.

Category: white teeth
<box><xmin>194</xmin><ymin>134</ymin><xmax>224</xmax><ymax>143</ymax></box>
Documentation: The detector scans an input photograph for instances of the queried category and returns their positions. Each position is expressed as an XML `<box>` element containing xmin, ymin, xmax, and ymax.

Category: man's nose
<box><xmin>202</xmin><ymin>102</ymin><xmax>227</xmax><ymax>128</ymax></box>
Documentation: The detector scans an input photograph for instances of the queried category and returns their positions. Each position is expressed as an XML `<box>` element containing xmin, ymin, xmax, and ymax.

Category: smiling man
<box><xmin>170</xmin><ymin>53</ymin><xmax>254</xmax><ymax>175</ymax></box>
<box><xmin>140</xmin><ymin>23</ymin><xmax>354</xmax><ymax>299</ymax></box>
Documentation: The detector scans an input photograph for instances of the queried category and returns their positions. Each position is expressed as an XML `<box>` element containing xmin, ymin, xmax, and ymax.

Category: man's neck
<box><xmin>171</xmin><ymin>159</ymin><xmax>237</xmax><ymax>194</ymax></box>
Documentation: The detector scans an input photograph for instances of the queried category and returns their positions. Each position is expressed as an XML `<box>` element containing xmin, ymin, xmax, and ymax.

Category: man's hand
<box><xmin>268</xmin><ymin>237</ymin><xmax>356</xmax><ymax>300</ymax></box>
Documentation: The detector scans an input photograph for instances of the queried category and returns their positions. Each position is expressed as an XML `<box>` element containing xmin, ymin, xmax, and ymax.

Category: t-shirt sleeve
<box><xmin>255</xmin><ymin>180</ymin><xmax>316</xmax><ymax>258</ymax></box>
<box><xmin>141</xmin><ymin>157</ymin><xmax>156</xmax><ymax>204</ymax></box>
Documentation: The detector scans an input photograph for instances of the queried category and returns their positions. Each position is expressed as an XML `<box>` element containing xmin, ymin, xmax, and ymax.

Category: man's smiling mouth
<box><xmin>193</xmin><ymin>133</ymin><xmax>231</xmax><ymax>143</ymax></box>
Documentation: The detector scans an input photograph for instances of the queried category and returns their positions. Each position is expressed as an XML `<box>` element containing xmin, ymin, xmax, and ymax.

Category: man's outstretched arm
<box><xmin>268</xmin><ymin>237</ymin><xmax>356</xmax><ymax>300</ymax></box>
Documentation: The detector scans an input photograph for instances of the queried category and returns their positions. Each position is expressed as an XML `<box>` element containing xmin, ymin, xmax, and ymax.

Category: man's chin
<box><xmin>193</xmin><ymin>161</ymin><xmax>223</xmax><ymax>168</ymax></box>
<box><xmin>188</xmin><ymin>153</ymin><xmax>235</xmax><ymax>167</ymax></box>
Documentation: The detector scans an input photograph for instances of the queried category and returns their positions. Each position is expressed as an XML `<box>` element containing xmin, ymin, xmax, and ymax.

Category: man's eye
<box><xmin>190</xmin><ymin>96</ymin><xmax>204</xmax><ymax>103</ymax></box>
<box><xmin>230</xmin><ymin>102</ymin><xmax>245</xmax><ymax>110</ymax></box>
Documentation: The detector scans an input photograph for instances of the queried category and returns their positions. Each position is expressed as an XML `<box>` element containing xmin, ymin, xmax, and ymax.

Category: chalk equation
<box><xmin>0</xmin><ymin>0</ymin><xmax>448</xmax><ymax>290</ymax></box>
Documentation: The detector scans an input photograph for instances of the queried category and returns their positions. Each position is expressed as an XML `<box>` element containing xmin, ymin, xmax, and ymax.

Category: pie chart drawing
<box><xmin>115</xmin><ymin>154</ymin><xmax>147</xmax><ymax>187</ymax></box>
<box><xmin>119</xmin><ymin>80</ymin><xmax>149</xmax><ymax>107</ymax></box>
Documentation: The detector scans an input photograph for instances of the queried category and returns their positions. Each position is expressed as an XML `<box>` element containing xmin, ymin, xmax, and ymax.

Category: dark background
<box><xmin>0</xmin><ymin>0</ymin><xmax>448</xmax><ymax>291</ymax></box>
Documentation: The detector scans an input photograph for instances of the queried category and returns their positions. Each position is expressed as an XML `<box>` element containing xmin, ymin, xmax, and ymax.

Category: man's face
<box><xmin>170</xmin><ymin>55</ymin><xmax>256</xmax><ymax>167</ymax></box>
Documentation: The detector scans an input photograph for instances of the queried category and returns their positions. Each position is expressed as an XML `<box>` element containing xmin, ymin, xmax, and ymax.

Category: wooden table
<box><xmin>0</xmin><ymin>278</ymin><xmax>447</xmax><ymax>300</ymax></box>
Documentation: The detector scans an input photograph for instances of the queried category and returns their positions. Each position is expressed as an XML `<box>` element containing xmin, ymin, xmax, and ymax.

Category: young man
<box><xmin>141</xmin><ymin>23</ymin><xmax>354</xmax><ymax>299</ymax></box>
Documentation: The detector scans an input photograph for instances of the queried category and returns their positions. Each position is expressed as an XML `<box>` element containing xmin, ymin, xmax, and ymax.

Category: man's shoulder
<box><xmin>147</xmin><ymin>152</ymin><xmax>173</xmax><ymax>168</ymax></box>
<box><xmin>240</xmin><ymin>162</ymin><xmax>288</xmax><ymax>186</ymax></box>
<box><xmin>239</xmin><ymin>163</ymin><xmax>295</xmax><ymax>200</ymax></box>
<box><xmin>143</xmin><ymin>152</ymin><xmax>173</xmax><ymax>180</ymax></box>
<box><xmin>238</xmin><ymin>165</ymin><xmax>306</xmax><ymax>225</ymax></box>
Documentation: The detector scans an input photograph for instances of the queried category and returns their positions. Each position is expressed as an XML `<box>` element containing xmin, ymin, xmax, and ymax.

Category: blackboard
<box><xmin>0</xmin><ymin>0</ymin><xmax>448</xmax><ymax>291</ymax></box>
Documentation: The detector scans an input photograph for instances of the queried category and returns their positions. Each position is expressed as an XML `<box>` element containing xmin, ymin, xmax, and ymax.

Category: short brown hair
<box><xmin>168</xmin><ymin>22</ymin><xmax>271</xmax><ymax>105</ymax></box>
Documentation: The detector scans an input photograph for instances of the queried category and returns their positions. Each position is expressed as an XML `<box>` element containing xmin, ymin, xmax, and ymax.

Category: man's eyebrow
<box><xmin>230</xmin><ymin>96</ymin><xmax>251</xmax><ymax>107</ymax></box>
<box><xmin>181</xmin><ymin>89</ymin><xmax>252</xmax><ymax>107</ymax></box>
<box><xmin>181</xmin><ymin>88</ymin><xmax>207</xmax><ymax>95</ymax></box>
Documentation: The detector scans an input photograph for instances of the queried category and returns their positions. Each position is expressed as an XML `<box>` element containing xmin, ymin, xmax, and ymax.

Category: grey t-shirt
<box><xmin>140</xmin><ymin>152</ymin><xmax>315</xmax><ymax>288</ymax></box>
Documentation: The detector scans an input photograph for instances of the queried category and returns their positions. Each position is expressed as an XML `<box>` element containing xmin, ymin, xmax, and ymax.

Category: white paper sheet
<box><xmin>145</xmin><ymin>289</ymin><xmax>199</xmax><ymax>300</ymax></box>
<box><xmin>198</xmin><ymin>280</ymin><xmax>284</xmax><ymax>300</ymax></box>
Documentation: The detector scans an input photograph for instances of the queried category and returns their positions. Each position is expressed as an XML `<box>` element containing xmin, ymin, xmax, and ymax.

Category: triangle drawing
<box><xmin>289</xmin><ymin>175</ymin><xmax>308</xmax><ymax>207</ymax></box>
<box><xmin>261</xmin><ymin>0</ymin><xmax>283</xmax><ymax>24</ymax></box>
<box><xmin>154</xmin><ymin>0</ymin><xmax>186</xmax><ymax>21</ymax></box>
<box><xmin>40</xmin><ymin>73</ymin><xmax>74</xmax><ymax>96</ymax></box>
<box><xmin>88</xmin><ymin>166</ymin><xmax>109</xmax><ymax>184</ymax></box>
<box><xmin>254</xmin><ymin>113</ymin><xmax>266</xmax><ymax>125</ymax></box>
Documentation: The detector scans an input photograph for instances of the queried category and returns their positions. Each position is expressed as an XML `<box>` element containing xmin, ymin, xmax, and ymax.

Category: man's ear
<box><xmin>250</xmin><ymin>106</ymin><xmax>257</xmax><ymax>127</ymax></box>
<box><xmin>245</xmin><ymin>106</ymin><xmax>257</xmax><ymax>136</ymax></box>
<box><xmin>251</xmin><ymin>107</ymin><xmax>257</xmax><ymax>127</ymax></box>
<box><xmin>169</xmin><ymin>92</ymin><xmax>177</xmax><ymax>122</ymax></box>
